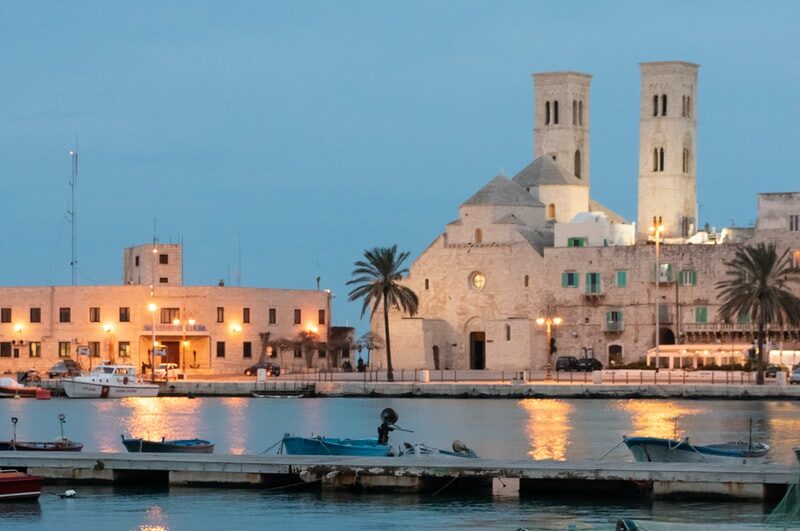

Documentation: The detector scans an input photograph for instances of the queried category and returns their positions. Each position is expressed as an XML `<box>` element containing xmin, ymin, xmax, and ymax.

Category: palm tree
<box><xmin>716</xmin><ymin>242</ymin><xmax>800</xmax><ymax>384</ymax></box>
<box><xmin>347</xmin><ymin>246</ymin><xmax>419</xmax><ymax>382</ymax></box>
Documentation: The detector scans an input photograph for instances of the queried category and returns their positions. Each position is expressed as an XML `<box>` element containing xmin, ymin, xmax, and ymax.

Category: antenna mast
<box><xmin>68</xmin><ymin>148</ymin><xmax>79</xmax><ymax>285</ymax></box>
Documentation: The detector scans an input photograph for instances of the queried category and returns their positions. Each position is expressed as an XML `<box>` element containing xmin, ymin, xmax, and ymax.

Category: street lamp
<box><xmin>172</xmin><ymin>312</ymin><xmax>196</xmax><ymax>372</ymax></box>
<box><xmin>103</xmin><ymin>323</ymin><xmax>113</xmax><ymax>362</ymax></box>
<box><xmin>147</xmin><ymin>302</ymin><xmax>157</xmax><ymax>382</ymax></box>
<box><xmin>536</xmin><ymin>315</ymin><xmax>562</xmax><ymax>380</ymax></box>
<box><xmin>649</xmin><ymin>216</ymin><xmax>664</xmax><ymax>372</ymax></box>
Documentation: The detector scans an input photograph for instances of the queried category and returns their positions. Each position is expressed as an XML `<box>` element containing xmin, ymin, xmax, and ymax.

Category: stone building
<box><xmin>372</xmin><ymin>61</ymin><xmax>800</xmax><ymax>372</ymax></box>
<box><xmin>0</xmin><ymin>243</ymin><xmax>338</xmax><ymax>376</ymax></box>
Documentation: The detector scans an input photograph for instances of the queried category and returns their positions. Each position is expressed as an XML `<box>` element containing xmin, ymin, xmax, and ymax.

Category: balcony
<box><xmin>656</xmin><ymin>312</ymin><xmax>673</xmax><ymax>324</ymax></box>
<box><xmin>684</xmin><ymin>323</ymin><xmax>758</xmax><ymax>334</ymax></box>
<box><xmin>603</xmin><ymin>321</ymin><xmax>624</xmax><ymax>333</ymax></box>
<box><xmin>651</xmin><ymin>265</ymin><xmax>675</xmax><ymax>284</ymax></box>
<box><xmin>143</xmin><ymin>323</ymin><xmax>208</xmax><ymax>335</ymax></box>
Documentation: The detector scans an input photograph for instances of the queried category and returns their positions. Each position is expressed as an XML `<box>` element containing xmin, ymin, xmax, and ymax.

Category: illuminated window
<box><xmin>547</xmin><ymin>204</ymin><xmax>556</xmax><ymax>219</ymax></box>
<box><xmin>58</xmin><ymin>342</ymin><xmax>71</xmax><ymax>358</ymax></box>
<box><xmin>29</xmin><ymin>342</ymin><xmax>41</xmax><ymax>358</ymax></box>
<box><xmin>119</xmin><ymin>342</ymin><xmax>131</xmax><ymax>358</ymax></box>
<box><xmin>161</xmin><ymin>308</ymin><xmax>179</xmax><ymax>324</ymax></box>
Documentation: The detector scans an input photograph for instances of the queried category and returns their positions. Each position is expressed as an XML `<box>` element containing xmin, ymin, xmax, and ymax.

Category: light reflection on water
<box><xmin>616</xmin><ymin>400</ymin><xmax>703</xmax><ymax>439</ymax></box>
<box><xmin>519</xmin><ymin>399</ymin><xmax>573</xmax><ymax>460</ymax></box>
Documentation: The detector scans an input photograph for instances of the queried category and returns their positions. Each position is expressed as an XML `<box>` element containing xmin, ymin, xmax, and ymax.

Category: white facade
<box><xmin>554</xmin><ymin>212</ymin><xmax>636</xmax><ymax>248</ymax></box>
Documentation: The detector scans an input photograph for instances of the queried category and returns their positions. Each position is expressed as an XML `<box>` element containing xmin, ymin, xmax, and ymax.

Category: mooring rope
<box><xmin>260</xmin><ymin>438</ymin><xmax>285</xmax><ymax>455</ymax></box>
<box><xmin>598</xmin><ymin>438</ymin><xmax>627</xmax><ymax>461</ymax></box>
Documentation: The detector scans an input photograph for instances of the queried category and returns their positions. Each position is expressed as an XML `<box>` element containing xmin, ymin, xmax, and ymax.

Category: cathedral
<box><xmin>371</xmin><ymin>61</ymin><xmax>800</xmax><ymax>372</ymax></box>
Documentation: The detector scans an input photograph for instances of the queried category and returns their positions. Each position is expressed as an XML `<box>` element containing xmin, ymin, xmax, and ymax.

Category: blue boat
<box><xmin>281</xmin><ymin>435</ymin><xmax>394</xmax><ymax>456</ymax></box>
<box><xmin>121</xmin><ymin>434</ymin><xmax>215</xmax><ymax>454</ymax></box>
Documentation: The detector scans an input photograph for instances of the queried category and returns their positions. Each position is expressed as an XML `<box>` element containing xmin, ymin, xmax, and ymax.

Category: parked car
<box><xmin>575</xmin><ymin>358</ymin><xmax>603</xmax><ymax>372</ymax></box>
<box><xmin>765</xmin><ymin>364</ymin><xmax>785</xmax><ymax>378</ymax></box>
<box><xmin>555</xmin><ymin>356</ymin><xmax>578</xmax><ymax>372</ymax></box>
<box><xmin>48</xmin><ymin>359</ymin><xmax>82</xmax><ymax>378</ymax></box>
<box><xmin>154</xmin><ymin>363</ymin><xmax>181</xmax><ymax>380</ymax></box>
<box><xmin>790</xmin><ymin>367</ymin><xmax>800</xmax><ymax>385</ymax></box>
<box><xmin>244</xmin><ymin>361</ymin><xmax>281</xmax><ymax>377</ymax></box>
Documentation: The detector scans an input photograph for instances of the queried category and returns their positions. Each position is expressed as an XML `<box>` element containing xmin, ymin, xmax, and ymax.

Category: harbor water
<box><xmin>1</xmin><ymin>397</ymin><xmax>798</xmax><ymax>530</ymax></box>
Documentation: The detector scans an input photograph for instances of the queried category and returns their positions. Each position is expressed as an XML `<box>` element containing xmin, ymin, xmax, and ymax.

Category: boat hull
<box><xmin>282</xmin><ymin>436</ymin><xmax>393</xmax><ymax>456</ymax></box>
<box><xmin>121</xmin><ymin>437</ymin><xmax>214</xmax><ymax>454</ymax></box>
<box><xmin>0</xmin><ymin>470</ymin><xmax>42</xmax><ymax>501</ymax></box>
<box><xmin>0</xmin><ymin>386</ymin><xmax>37</xmax><ymax>398</ymax></box>
<box><xmin>62</xmin><ymin>379</ymin><xmax>159</xmax><ymax>398</ymax></box>
<box><xmin>0</xmin><ymin>440</ymin><xmax>83</xmax><ymax>452</ymax></box>
<box><xmin>397</xmin><ymin>442</ymin><xmax>478</xmax><ymax>458</ymax></box>
<box><xmin>624</xmin><ymin>437</ymin><xmax>769</xmax><ymax>464</ymax></box>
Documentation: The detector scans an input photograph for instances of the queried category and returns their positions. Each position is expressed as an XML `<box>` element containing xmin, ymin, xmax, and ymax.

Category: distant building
<box><xmin>0</xmin><ymin>244</ymin><xmax>335</xmax><ymax>375</ymax></box>
<box><xmin>371</xmin><ymin>62</ymin><xmax>800</xmax><ymax>372</ymax></box>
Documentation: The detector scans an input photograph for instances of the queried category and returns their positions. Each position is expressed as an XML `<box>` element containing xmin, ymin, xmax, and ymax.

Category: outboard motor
<box><xmin>377</xmin><ymin>408</ymin><xmax>398</xmax><ymax>445</ymax></box>
<box><xmin>452</xmin><ymin>440</ymin><xmax>478</xmax><ymax>458</ymax></box>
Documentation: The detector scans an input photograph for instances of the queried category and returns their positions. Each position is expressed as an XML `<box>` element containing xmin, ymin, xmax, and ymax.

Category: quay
<box><xmin>0</xmin><ymin>452</ymin><xmax>794</xmax><ymax>500</ymax></box>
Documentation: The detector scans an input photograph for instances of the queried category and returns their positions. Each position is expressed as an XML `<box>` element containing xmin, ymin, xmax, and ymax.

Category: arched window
<box><xmin>574</xmin><ymin>150</ymin><xmax>581</xmax><ymax>179</ymax></box>
<box><xmin>524</xmin><ymin>275</ymin><xmax>529</xmax><ymax>288</ymax></box>
<box><xmin>682</xmin><ymin>147</ymin><xmax>690</xmax><ymax>173</ymax></box>
<box><xmin>474</xmin><ymin>229</ymin><xmax>482</xmax><ymax>244</ymax></box>
<box><xmin>661</xmin><ymin>94</ymin><xmax>667</xmax><ymax>116</ymax></box>
<box><xmin>653</xmin><ymin>95</ymin><xmax>659</xmax><ymax>117</ymax></box>
<box><xmin>687</xmin><ymin>96</ymin><xmax>691</xmax><ymax>117</ymax></box>
<box><xmin>505</xmin><ymin>324</ymin><xmax>511</xmax><ymax>341</ymax></box>
<box><xmin>681</xmin><ymin>95</ymin><xmax>686</xmax><ymax>117</ymax></box>
<box><xmin>572</xmin><ymin>100</ymin><xmax>577</xmax><ymax>125</ymax></box>
<box><xmin>553</xmin><ymin>101</ymin><xmax>559</xmax><ymax>124</ymax></box>
<box><xmin>547</xmin><ymin>203</ymin><xmax>556</xmax><ymax>219</ymax></box>
<box><xmin>653</xmin><ymin>148</ymin><xmax>659</xmax><ymax>171</ymax></box>
<box><xmin>659</xmin><ymin>147</ymin><xmax>665</xmax><ymax>171</ymax></box>
<box><xmin>545</xmin><ymin>101</ymin><xmax>550</xmax><ymax>125</ymax></box>
<box><xmin>579</xmin><ymin>100</ymin><xmax>584</xmax><ymax>125</ymax></box>
<box><xmin>424</xmin><ymin>278</ymin><xmax>429</xmax><ymax>290</ymax></box>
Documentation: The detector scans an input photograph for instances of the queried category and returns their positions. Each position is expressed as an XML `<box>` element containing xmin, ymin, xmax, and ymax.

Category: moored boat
<box><xmin>0</xmin><ymin>470</ymin><xmax>43</xmax><ymax>501</ymax></box>
<box><xmin>61</xmin><ymin>364</ymin><xmax>159</xmax><ymax>398</ymax></box>
<box><xmin>397</xmin><ymin>440</ymin><xmax>478</xmax><ymax>458</ymax></box>
<box><xmin>624</xmin><ymin>435</ymin><xmax>769</xmax><ymax>464</ymax></box>
<box><xmin>121</xmin><ymin>435</ymin><xmax>214</xmax><ymax>453</ymax></box>
<box><xmin>0</xmin><ymin>415</ymin><xmax>83</xmax><ymax>452</ymax></box>
<box><xmin>281</xmin><ymin>435</ymin><xmax>394</xmax><ymax>456</ymax></box>
<box><xmin>0</xmin><ymin>377</ymin><xmax>37</xmax><ymax>398</ymax></box>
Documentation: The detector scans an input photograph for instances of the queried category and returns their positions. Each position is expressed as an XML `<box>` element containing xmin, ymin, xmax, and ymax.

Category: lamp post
<box><xmin>536</xmin><ymin>315</ymin><xmax>562</xmax><ymax>381</ymax></box>
<box><xmin>172</xmin><ymin>311</ymin><xmax>196</xmax><ymax>373</ymax></box>
<box><xmin>649</xmin><ymin>216</ymin><xmax>664</xmax><ymax>371</ymax></box>
<box><xmin>103</xmin><ymin>323</ymin><xmax>113</xmax><ymax>363</ymax></box>
<box><xmin>147</xmin><ymin>302</ymin><xmax>157</xmax><ymax>382</ymax></box>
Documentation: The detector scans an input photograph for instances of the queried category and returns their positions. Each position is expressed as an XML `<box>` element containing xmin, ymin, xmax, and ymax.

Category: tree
<box><xmin>347</xmin><ymin>246</ymin><xmax>419</xmax><ymax>382</ymax></box>
<box><xmin>355</xmin><ymin>332</ymin><xmax>384</xmax><ymax>367</ymax></box>
<box><xmin>716</xmin><ymin>242</ymin><xmax>800</xmax><ymax>384</ymax></box>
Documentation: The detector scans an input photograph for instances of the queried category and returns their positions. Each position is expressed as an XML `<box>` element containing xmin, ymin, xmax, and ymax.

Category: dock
<box><xmin>0</xmin><ymin>452</ymin><xmax>794</xmax><ymax>500</ymax></box>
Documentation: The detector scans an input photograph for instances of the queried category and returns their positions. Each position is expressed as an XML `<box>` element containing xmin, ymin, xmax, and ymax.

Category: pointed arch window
<box><xmin>653</xmin><ymin>147</ymin><xmax>665</xmax><ymax>172</ymax></box>
<box><xmin>545</xmin><ymin>101</ymin><xmax>551</xmax><ymax>125</ymax></box>
<box><xmin>547</xmin><ymin>203</ymin><xmax>556</xmax><ymax>219</ymax></box>
<box><xmin>474</xmin><ymin>229</ymin><xmax>483</xmax><ymax>244</ymax></box>
<box><xmin>653</xmin><ymin>95</ymin><xmax>659</xmax><ymax>117</ymax></box>
<box><xmin>578</xmin><ymin>100</ymin><xmax>584</xmax><ymax>125</ymax></box>
<box><xmin>687</xmin><ymin>96</ymin><xmax>691</xmax><ymax>118</ymax></box>
<box><xmin>653</xmin><ymin>148</ymin><xmax>659</xmax><ymax>171</ymax></box>
<box><xmin>553</xmin><ymin>101</ymin><xmax>559</xmax><ymax>124</ymax></box>
<box><xmin>682</xmin><ymin>147</ymin><xmax>690</xmax><ymax>173</ymax></box>
<box><xmin>661</xmin><ymin>94</ymin><xmax>667</xmax><ymax>116</ymax></box>
<box><xmin>574</xmin><ymin>150</ymin><xmax>581</xmax><ymax>179</ymax></box>
<box><xmin>572</xmin><ymin>100</ymin><xmax>577</xmax><ymax>125</ymax></box>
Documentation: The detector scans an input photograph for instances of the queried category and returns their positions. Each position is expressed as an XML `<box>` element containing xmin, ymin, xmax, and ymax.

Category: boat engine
<box><xmin>377</xmin><ymin>408</ymin><xmax>398</xmax><ymax>445</ymax></box>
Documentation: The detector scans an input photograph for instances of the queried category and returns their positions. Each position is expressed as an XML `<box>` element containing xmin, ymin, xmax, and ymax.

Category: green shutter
<box><xmin>695</xmin><ymin>307</ymin><xmax>707</xmax><ymax>323</ymax></box>
<box><xmin>562</xmin><ymin>272</ymin><xmax>568</xmax><ymax>287</ymax></box>
<box><xmin>617</xmin><ymin>270</ymin><xmax>627</xmax><ymax>288</ymax></box>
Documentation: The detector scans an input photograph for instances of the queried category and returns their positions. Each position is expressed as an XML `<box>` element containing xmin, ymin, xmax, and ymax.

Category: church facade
<box><xmin>372</xmin><ymin>62</ymin><xmax>800</xmax><ymax>372</ymax></box>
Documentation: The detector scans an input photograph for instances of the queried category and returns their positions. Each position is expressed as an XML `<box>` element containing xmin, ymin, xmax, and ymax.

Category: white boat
<box><xmin>61</xmin><ymin>365</ymin><xmax>159</xmax><ymax>398</ymax></box>
<box><xmin>623</xmin><ymin>436</ymin><xmax>769</xmax><ymax>465</ymax></box>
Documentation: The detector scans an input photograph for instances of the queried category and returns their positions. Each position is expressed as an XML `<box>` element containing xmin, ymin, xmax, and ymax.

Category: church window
<box><xmin>474</xmin><ymin>229</ymin><xmax>482</xmax><ymax>244</ymax></box>
<box><xmin>682</xmin><ymin>148</ymin><xmax>690</xmax><ymax>173</ymax></box>
<box><xmin>789</xmin><ymin>215</ymin><xmax>799</xmax><ymax>232</ymax></box>
<box><xmin>661</xmin><ymin>94</ymin><xmax>667</xmax><ymax>116</ymax></box>
<box><xmin>653</xmin><ymin>148</ymin><xmax>658</xmax><ymax>171</ymax></box>
<box><xmin>653</xmin><ymin>95</ymin><xmax>659</xmax><ymax>117</ymax></box>
<box><xmin>579</xmin><ymin>100</ymin><xmax>584</xmax><ymax>125</ymax></box>
<box><xmin>505</xmin><ymin>324</ymin><xmax>511</xmax><ymax>341</ymax></box>
<box><xmin>470</xmin><ymin>272</ymin><xmax>486</xmax><ymax>291</ymax></box>
<box><xmin>658</xmin><ymin>147</ymin><xmax>665</xmax><ymax>172</ymax></box>
<box><xmin>572</xmin><ymin>100</ymin><xmax>577</xmax><ymax>125</ymax></box>
<box><xmin>681</xmin><ymin>95</ymin><xmax>686</xmax><ymax>117</ymax></box>
<box><xmin>524</xmin><ymin>275</ymin><xmax>529</xmax><ymax>288</ymax></box>
<box><xmin>424</xmin><ymin>278</ymin><xmax>429</xmax><ymax>290</ymax></box>
<box><xmin>545</xmin><ymin>101</ymin><xmax>550</xmax><ymax>125</ymax></box>
<box><xmin>553</xmin><ymin>101</ymin><xmax>559</xmax><ymax>124</ymax></box>
<box><xmin>687</xmin><ymin>96</ymin><xmax>691</xmax><ymax>117</ymax></box>
<box><xmin>574</xmin><ymin>150</ymin><xmax>581</xmax><ymax>178</ymax></box>
<box><xmin>547</xmin><ymin>203</ymin><xmax>556</xmax><ymax>219</ymax></box>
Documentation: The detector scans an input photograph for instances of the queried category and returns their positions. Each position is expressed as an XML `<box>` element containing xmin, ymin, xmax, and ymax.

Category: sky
<box><xmin>1</xmin><ymin>1</ymin><xmax>799</xmax><ymax>334</ymax></box>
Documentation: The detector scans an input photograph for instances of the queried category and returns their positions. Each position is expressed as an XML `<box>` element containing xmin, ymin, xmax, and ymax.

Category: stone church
<box><xmin>372</xmin><ymin>61</ymin><xmax>800</xmax><ymax>372</ymax></box>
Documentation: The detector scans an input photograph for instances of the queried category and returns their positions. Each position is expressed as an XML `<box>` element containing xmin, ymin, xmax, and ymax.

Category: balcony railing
<box><xmin>143</xmin><ymin>324</ymin><xmax>207</xmax><ymax>334</ymax></box>
<box><xmin>603</xmin><ymin>321</ymin><xmax>624</xmax><ymax>333</ymax></box>
<box><xmin>684</xmin><ymin>323</ymin><xmax>759</xmax><ymax>333</ymax></box>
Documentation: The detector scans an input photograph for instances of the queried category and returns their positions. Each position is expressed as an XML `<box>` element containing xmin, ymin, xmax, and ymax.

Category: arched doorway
<box><xmin>608</xmin><ymin>344</ymin><xmax>623</xmax><ymax>367</ymax></box>
<box><xmin>469</xmin><ymin>332</ymin><xmax>486</xmax><ymax>370</ymax></box>
<box><xmin>659</xmin><ymin>327</ymin><xmax>676</xmax><ymax>345</ymax></box>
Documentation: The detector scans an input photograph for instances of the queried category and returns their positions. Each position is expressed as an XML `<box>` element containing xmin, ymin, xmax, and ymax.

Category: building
<box><xmin>371</xmin><ymin>62</ymin><xmax>800</xmax><ymax>372</ymax></box>
<box><xmin>0</xmin><ymin>243</ymin><xmax>338</xmax><ymax>376</ymax></box>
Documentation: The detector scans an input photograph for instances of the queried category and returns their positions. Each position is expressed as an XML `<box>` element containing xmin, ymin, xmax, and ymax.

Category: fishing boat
<box><xmin>61</xmin><ymin>364</ymin><xmax>159</xmax><ymax>398</ymax></box>
<box><xmin>397</xmin><ymin>440</ymin><xmax>478</xmax><ymax>458</ymax></box>
<box><xmin>623</xmin><ymin>435</ymin><xmax>769</xmax><ymax>464</ymax></box>
<box><xmin>281</xmin><ymin>435</ymin><xmax>394</xmax><ymax>456</ymax></box>
<box><xmin>0</xmin><ymin>377</ymin><xmax>37</xmax><ymax>398</ymax></box>
<box><xmin>121</xmin><ymin>435</ymin><xmax>214</xmax><ymax>454</ymax></box>
<box><xmin>0</xmin><ymin>470</ymin><xmax>43</xmax><ymax>501</ymax></box>
<box><xmin>0</xmin><ymin>415</ymin><xmax>83</xmax><ymax>452</ymax></box>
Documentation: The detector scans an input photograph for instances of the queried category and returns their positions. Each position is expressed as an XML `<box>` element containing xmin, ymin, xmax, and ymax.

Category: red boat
<box><xmin>0</xmin><ymin>470</ymin><xmax>42</xmax><ymax>501</ymax></box>
<box><xmin>0</xmin><ymin>377</ymin><xmax>37</xmax><ymax>398</ymax></box>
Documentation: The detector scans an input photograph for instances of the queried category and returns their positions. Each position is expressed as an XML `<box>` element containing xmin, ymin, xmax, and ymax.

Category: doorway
<box><xmin>163</xmin><ymin>341</ymin><xmax>181</xmax><ymax>365</ymax></box>
<box><xmin>658</xmin><ymin>328</ymin><xmax>676</xmax><ymax>345</ymax></box>
<box><xmin>608</xmin><ymin>344</ymin><xmax>623</xmax><ymax>367</ymax></box>
<box><xmin>469</xmin><ymin>332</ymin><xmax>486</xmax><ymax>370</ymax></box>
<box><xmin>432</xmin><ymin>346</ymin><xmax>440</xmax><ymax>370</ymax></box>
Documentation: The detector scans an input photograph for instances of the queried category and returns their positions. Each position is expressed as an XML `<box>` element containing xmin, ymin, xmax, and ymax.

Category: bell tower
<box><xmin>533</xmin><ymin>72</ymin><xmax>592</xmax><ymax>184</ymax></box>
<box><xmin>637</xmin><ymin>61</ymin><xmax>699</xmax><ymax>240</ymax></box>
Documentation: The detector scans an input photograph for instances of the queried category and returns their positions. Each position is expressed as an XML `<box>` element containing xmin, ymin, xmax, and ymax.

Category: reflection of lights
<box><xmin>222</xmin><ymin>397</ymin><xmax>248</xmax><ymax>454</ymax></box>
<box><xmin>107</xmin><ymin>397</ymin><xmax>202</xmax><ymax>451</ymax></box>
<box><xmin>137</xmin><ymin>505</ymin><xmax>168</xmax><ymax>531</ymax></box>
<box><xmin>618</xmin><ymin>400</ymin><xmax>700</xmax><ymax>439</ymax></box>
<box><xmin>519</xmin><ymin>399</ymin><xmax>572</xmax><ymax>460</ymax></box>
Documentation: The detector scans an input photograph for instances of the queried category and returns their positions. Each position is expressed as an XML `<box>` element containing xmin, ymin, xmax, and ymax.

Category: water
<box><xmin>0</xmin><ymin>397</ymin><xmax>798</xmax><ymax>530</ymax></box>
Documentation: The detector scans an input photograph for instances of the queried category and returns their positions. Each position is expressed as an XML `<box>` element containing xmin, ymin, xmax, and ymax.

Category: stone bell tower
<box><xmin>637</xmin><ymin>61</ymin><xmax>699</xmax><ymax>240</ymax></box>
<box><xmin>533</xmin><ymin>71</ymin><xmax>592</xmax><ymax>185</ymax></box>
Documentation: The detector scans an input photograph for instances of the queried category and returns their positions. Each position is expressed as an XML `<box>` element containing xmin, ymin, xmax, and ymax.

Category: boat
<box><xmin>281</xmin><ymin>435</ymin><xmax>394</xmax><ymax>456</ymax></box>
<box><xmin>0</xmin><ymin>470</ymin><xmax>43</xmax><ymax>501</ymax></box>
<box><xmin>121</xmin><ymin>434</ymin><xmax>214</xmax><ymax>453</ymax></box>
<box><xmin>397</xmin><ymin>440</ymin><xmax>478</xmax><ymax>458</ymax></box>
<box><xmin>623</xmin><ymin>435</ymin><xmax>769</xmax><ymax>464</ymax></box>
<box><xmin>0</xmin><ymin>377</ymin><xmax>37</xmax><ymax>398</ymax></box>
<box><xmin>0</xmin><ymin>415</ymin><xmax>83</xmax><ymax>452</ymax></box>
<box><xmin>61</xmin><ymin>364</ymin><xmax>159</xmax><ymax>398</ymax></box>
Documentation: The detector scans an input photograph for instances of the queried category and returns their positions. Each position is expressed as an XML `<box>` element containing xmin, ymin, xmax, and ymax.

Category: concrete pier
<box><xmin>0</xmin><ymin>452</ymin><xmax>794</xmax><ymax>500</ymax></box>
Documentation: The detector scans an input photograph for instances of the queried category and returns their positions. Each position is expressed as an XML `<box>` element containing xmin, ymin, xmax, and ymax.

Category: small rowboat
<box><xmin>0</xmin><ymin>469</ymin><xmax>42</xmax><ymax>501</ymax></box>
<box><xmin>121</xmin><ymin>435</ymin><xmax>214</xmax><ymax>454</ymax></box>
<box><xmin>0</xmin><ymin>415</ymin><xmax>83</xmax><ymax>452</ymax></box>
<box><xmin>624</xmin><ymin>436</ymin><xmax>769</xmax><ymax>464</ymax></box>
<box><xmin>281</xmin><ymin>435</ymin><xmax>393</xmax><ymax>456</ymax></box>
<box><xmin>0</xmin><ymin>377</ymin><xmax>37</xmax><ymax>398</ymax></box>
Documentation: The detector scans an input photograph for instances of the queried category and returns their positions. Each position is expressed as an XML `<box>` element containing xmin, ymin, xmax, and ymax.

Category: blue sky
<box><xmin>1</xmin><ymin>1</ymin><xmax>798</xmax><ymax>333</ymax></box>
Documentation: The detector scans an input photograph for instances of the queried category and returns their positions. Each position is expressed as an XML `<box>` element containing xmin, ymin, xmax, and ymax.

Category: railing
<box><xmin>142</xmin><ymin>324</ymin><xmax>207</xmax><ymax>333</ymax></box>
<box><xmin>684</xmin><ymin>323</ymin><xmax>759</xmax><ymax>333</ymax></box>
<box><xmin>603</xmin><ymin>321</ymin><xmax>624</xmax><ymax>333</ymax></box>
